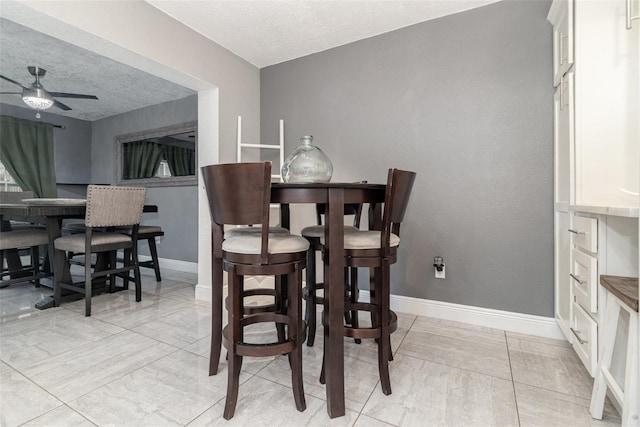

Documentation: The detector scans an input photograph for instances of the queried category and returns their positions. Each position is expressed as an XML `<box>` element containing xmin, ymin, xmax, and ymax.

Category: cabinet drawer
<box><xmin>569</xmin><ymin>216</ymin><xmax>597</xmax><ymax>253</ymax></box>
<box><xmin>571</xmin><ymin>302</ymin><xmax>597</xmax><ymax>376</ymax></box>
<box><xmin>570</xmin><ymin>248</ymin><xmax>598</xmax><ymax>313</ymax></box>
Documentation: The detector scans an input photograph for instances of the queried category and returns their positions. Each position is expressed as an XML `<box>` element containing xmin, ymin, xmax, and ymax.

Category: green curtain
<box><xmin>0</xmin><ymin>116</ymin><xmax>57</xmax><ymax>198</ymax></box>
<box><xmin>123</xmin><ymin>140</ymin><xmax>163</xmax><ymax>179</ymax></box>
<box><xmin>163</xmin><ymin>144</ymin><xmax>195</xmax><ymax>176</ymax></box>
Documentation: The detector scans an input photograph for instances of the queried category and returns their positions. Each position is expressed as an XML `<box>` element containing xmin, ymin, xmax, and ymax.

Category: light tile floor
<box><xmin>0</xmin><ymin>269</ymin><xmax>622</xmax><ymax>426</ymax></box>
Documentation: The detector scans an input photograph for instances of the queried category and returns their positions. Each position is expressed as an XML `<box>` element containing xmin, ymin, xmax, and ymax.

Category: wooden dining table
<box><xmin>209</xmin><ymin>182</ymin><xmax>386</xmax><ymax>418</ymax></box>
<box><xmin>0</xmin><ymin>200</ymin><xmax>158</xmax><ymax>309</ymax></box>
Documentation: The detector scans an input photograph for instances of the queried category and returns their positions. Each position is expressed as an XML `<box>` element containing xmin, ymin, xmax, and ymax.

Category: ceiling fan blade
<box><xmin>0</xmin><ymin>74</ymin><xmax>28</xmax><ymax>90</ymax></box>
<box><xmin>52</xmin><ymin>99</ymin><xmax>72</xmax><ymax>111</ymax></box>
<box><xmin>0</xmin><ymin>92</ymin><xmax>21</xmax><ymax>95</ymax></box>
<box><xmin>49</xmin><ymin>92</ymin><xmax>98</xmax><ymax>100</ymax></box>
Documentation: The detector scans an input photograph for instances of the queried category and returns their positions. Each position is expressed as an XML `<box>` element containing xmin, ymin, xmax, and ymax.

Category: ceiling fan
<box><xmin>0</xmin><ymin>66</ymin><xmax>98</xmax><ymax>118</ymax></box>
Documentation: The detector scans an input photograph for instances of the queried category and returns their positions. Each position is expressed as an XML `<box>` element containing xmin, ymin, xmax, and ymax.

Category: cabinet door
<box><xmin>554</xmin><ymin>71</ymin><xmax>574</xmax><ymax>206</ymax></box>
<box><xmin>549</xmin><ymin>0</ymin><xmax>574</xmax><ymax>86</ymax></box>
<box><xmin>555</xmin><ymin>210</ymin><xmax>572</xmax><ymax>340</ymax></box>
<box><xmin>574</xmin><ymin>0</ymin><xmax>640</xmax><ymax>207</ymax></box>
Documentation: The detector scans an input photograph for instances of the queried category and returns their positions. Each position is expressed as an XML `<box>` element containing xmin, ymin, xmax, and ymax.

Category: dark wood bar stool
<box><xmin>202</xmin><ymin>161</ymin><xmax>308</xmax><ymax>419</ymax></box>
<box><xmin>320</xmin><ymin>168</ymin><xmax>416</xmax><ymax>395</ymax></box>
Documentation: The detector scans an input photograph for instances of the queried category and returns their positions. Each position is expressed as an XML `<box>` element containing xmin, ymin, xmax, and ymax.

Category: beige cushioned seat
<box><xmin>222</xmin><ymin>234</ymin><xmax>309</xmax><ymax>255</ymax></box>
<box><xmin>0</xmin><ymin>229</ymin><xmax>49</xmax><ymax>250</ymax></box>
<box><xmin>54</xmin><ymin>232</ymin><xmax>132</xmax><ymax>253</ymax></box>
<box><xmin>322</xmin><ymin>230</ymin><xmax>400</xmax><ymax>249</ymax></box>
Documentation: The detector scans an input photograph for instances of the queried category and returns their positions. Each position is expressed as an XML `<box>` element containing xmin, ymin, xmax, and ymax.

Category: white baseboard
<box><xmin>189</xmin><ymin>271</ymin><xmax>564</xmax><ymax>341</ymax></box>
<box><xmin>139</xmin><ymin>255</ymin><xmax>198</xmax><ymax>274</ymax></box>
<box><xmin>195</xmin><ymin>284</ymin><xmax>210</xmax><ymax>302</ymax></box>
<box><xmin>358</xmin><ymin>290</ymin><xmax>565</xmax><ymax>341</ymax></box>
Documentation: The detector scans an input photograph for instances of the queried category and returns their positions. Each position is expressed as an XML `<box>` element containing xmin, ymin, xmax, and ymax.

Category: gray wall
<box><xmin>91</xmin><ymin>95</ymin><xmax>198</xmax><ymax>262</ymax></box>
<box><xmin>0</xmin><ymin>102</ymin><xmax>92</xmax><ymax>192</ymax></box>
<box><xmin>261</xmin><ymin>0</ymin><xmax>554</xmax><ymax>316</ymax></box>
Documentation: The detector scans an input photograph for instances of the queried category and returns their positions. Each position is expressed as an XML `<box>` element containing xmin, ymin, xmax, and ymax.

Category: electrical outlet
<box><xmin>435</xmin><ymin>265</ymin><xmax>445</xmax><ymax>279</ymax></box>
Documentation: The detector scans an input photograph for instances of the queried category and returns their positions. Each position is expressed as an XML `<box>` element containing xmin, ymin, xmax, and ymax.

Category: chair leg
<box><xmin>224</xmin><ymin>266</ymin><xmax>243</xmax><ymax>420</ymax></box>
<box><xmin>319</xmin><ymin>357</ymin><xmax>326</xmax><ymax>384</ymax></box>
<box><xmin>210</xmin><ymin>255</ymin><xmax>223</xmax><ymax>376</ymax></box>
<box><xmin>378</xmin><ymin>263</ymin><xmax>391</xmax><ymax>395</ymax></box>
<box><xmin>224</xmin><ymin>350</ymin><xmax>243</xmax><ymax>420</ymax></box>
<box><xmin>305</xmin><ymin>247</ymin><xmax>317</xmax><ymax>347</ymax></box>
<box><xmin>132</xmin><ymin>247</ymin><xmax>142</xmax><ymax>303</ymax></box>
<box><xmin>53</xmin><ymin>249</ymin><xmax>67</xmax><ymax>307</ymax></box>
<box><xmin>84</xmin><ymin>252</ymin><xmax>92</xmax><ymax>317</ymax></box>
<box><xmin>147</xmin><ymin>237</ymin><xmax>162</xmax><ymax>281</ymax></box>
<box><xmin>621</xmin><ymin>314</ymin><xmax>638</xmax><ymax>425</ymax></box>
<box><xmin>122</xmin><ymin>248</ymin><xmax>132</xmax><ymax>290</ymax></box>
<box><xmin>275</xmin><ymin>275</ymin><xmax>286</xmax><ymax>342</ymax></box>
<box><xmin>32</xmin><ymin>245</ymin><xmax>41</xmax><ymax>288</ymax></box>
<box><xmin>348</xmin><ymin>266</ymin><xmax>360</xmax><ymax>344</ymax></box>
<box><xmin>108</xmin><ymin>250</ymin><xmax>117</xmax><ymax>293</ymax></box>
<box><xmin>289</xmin><ymin>265</ymin><xmax>306</xmax><ymax>412</ymax></box>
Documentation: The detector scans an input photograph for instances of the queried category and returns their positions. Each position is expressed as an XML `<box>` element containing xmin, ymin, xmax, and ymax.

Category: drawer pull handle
<box><xmin>570</xmin><ymin>327</ymin><xmax>588</xmax><ymax>345</ymax></box>
<box><xmin>568</xmin><ymin>229</ymin><xmax>585</xmax><ymax>235</ymax></box>
<box><xmin>570</xmin><ymin>273</ymin><xmax>587</xmax><ymax>284</ymax></box>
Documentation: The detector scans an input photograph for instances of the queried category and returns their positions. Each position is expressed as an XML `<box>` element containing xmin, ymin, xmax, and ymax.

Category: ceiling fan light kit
<box><xmin>0</xmin><ymin>66</ymin><xmax>98</xmax><ymax>118</ymax></box>
<box><xmin>22</xmin><ymin>87</ymin><xmax>54</xmax><ymax>117</ymax></box>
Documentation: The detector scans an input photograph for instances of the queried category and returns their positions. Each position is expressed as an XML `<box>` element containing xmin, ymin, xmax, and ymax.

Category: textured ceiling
<box><xmin>0</xmin><ymin>1</ymin><xmax>499</xmax><ymax>121</ymax></box>
<box><xmin>146</xmin><ymin>0</ymin><xmax>501</xmax><ymax>68</ymax></box>
<box><xmin>0</xmin><ymin>18</ymin><xmax>196</xmax><ymax>122</ymax></box>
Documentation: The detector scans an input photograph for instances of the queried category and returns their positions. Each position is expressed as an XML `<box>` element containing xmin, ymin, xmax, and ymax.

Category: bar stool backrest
<box><xmin>85</xmin><ymin>185</ymin><xmax>146</xmax><ymax>228</ymax></box>
<box><xmin>201</xmin><ymin>162</ymin><xmax>272</xmax><ymax>261</ymax></box>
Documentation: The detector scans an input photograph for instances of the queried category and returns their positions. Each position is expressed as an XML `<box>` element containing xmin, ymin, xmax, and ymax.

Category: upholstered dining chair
<box><xmin>301</xmin><ymin>202</ymin><xmax>363</xmax><ymax>346</ymax></box>
<box><xmin>66</xmin><ymin>220</ymin><xmax>165</xmax><ymax>282</ymax></box>
<box><xmin>201</xmin><ymin>161</ymin><xmax>308</xmax><ymax>420</ymax></box>
<box><xmin>319</xmin><ymin>168</ymin><xmax>416</xmax><ymax>396</ymax></box>
<box><xmin>53</xmin><ymin>185</ymin><xmax>146</xmax><ymax>316</ymax></box>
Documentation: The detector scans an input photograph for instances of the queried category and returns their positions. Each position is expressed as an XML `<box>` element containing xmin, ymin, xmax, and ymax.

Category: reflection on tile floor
<box><xmin>0</xmin><ymin>269</ymin><xmax>622</xmax><ymax>426</ymax></box>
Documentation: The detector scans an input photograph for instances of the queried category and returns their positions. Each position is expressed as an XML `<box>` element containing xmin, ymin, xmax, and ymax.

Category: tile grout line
<box><xmin>504</xmin><ymin>330</ymin><xmax>522</xmax><ymax>427</ymax></box>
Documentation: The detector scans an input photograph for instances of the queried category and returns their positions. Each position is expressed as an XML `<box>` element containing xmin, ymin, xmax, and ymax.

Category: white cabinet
<box><xmin>549</xmin><ymin>0</ymin><xmax>640</xmax><ymax>376</ymax></box>
<box><xmin>572</xmin><ymin>0</ymin><xmax>640</xmax><ymax>207</ymax></box>
<box><xmin>568</xmin><ymin>210</ymin><xmax>639</xmax><ymax>377</ymax></box>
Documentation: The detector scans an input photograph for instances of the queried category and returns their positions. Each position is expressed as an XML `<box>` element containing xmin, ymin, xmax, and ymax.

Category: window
<box><xmin>0</xmin><ymin>161</ymin><xmax>21</xmax><ymax>192</ymax></box>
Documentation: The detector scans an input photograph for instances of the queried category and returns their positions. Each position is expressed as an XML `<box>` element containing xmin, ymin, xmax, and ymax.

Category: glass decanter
<box><xmin>281</xmin><ymin>135</ymin><xmax>333</xmax><ymax>183</ymax></box>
